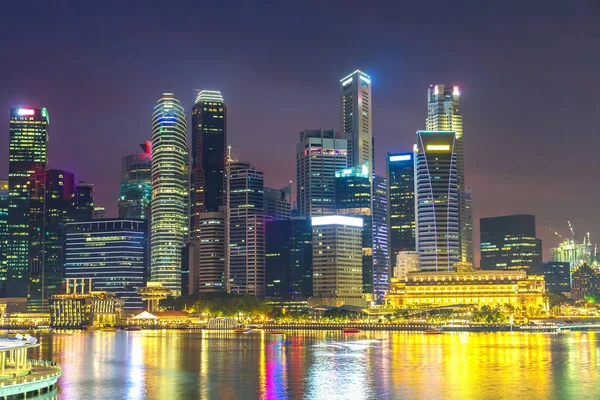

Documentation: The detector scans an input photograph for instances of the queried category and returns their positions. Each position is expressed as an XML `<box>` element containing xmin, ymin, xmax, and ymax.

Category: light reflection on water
<box><xmin>25</xmin><ymin>330</ymin><xmax>600</xmax><ymax>400</ymax></box>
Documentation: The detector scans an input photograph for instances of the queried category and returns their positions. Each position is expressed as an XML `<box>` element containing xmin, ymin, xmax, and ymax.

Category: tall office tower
<box><xmin>0</xmin><ymin>179</ymin><xmax>9</xmax><ymax>295</ymax></box>
<box><xmin>6</xmin><ymin>108</ymin><xmax>49</xmax><ymax>298</ymax></box>
<box><xmin>190</xmin><ymin>91</ymin><xmax>227</xmax><ymax>238</ymax></box>
<box><xmin>265</xmin><ymin>218</ymin><xmax>313</xmax><ymax>299</ymax></box>
<box><xmin>480</xmin><ymin>214</ymin><xmax>543</xmax><ymax>273</ymax></box>
<box><xmin>340</xmin><ymin>70</ymin><xmax>372</xmax><ymax>172</ymax></box>
<box><xmin>426</xmin><ymin>85</ymin><xmax>473</xmax><ymax>264</ymax></box>
<box><xmin>387</xmin><ymin>152</ymin><xmax>416</xmax><ymax>274</ymax></box>
<box><xmin>543</xmin><ymin>261</ymin><xmax>571</xmax><ymax>295</ymax></box>
<box><xmin>264</xmin><ymin>185</ymin><xmax>291</xmax><ymax>221</ymax></box>
<box><xmin>311</xmin><ymin>215</ymin><xmax>364</xmax><ymax>307</ymax></box>
<box><xmin>415</xmin><ymin>131</ymin><xmax>460</xmax><ymax>271</ymax></box>
<box><xmin>296</xmin><ymin>129</ymin><xmax>347</xmax><ymax>218</ymax></box>
<box><xmin>193</xmin><ymin>209</ymin><xmax>226</xmax><ymax>294</ymax></box>
<box><xmin>150</xmin><ymin>93</ymin><xmax>188</xmax><ymax>295</ymax></box>
<box><xmin>28</xmin><ymin>170</ymin><xmax>75</xmax><ymax>312</ymax></box>
<box><xmin>118</xmin><ymin>143</ymin><xmax>152</xmax><ymax>220</ymax></box>
<box><xmin>64</xmin><ymin>219</ymin><xmax>147</xmax><ymax>310</ymax></box>
<box><xmin>226</xmin><ymin>160</ymin><xmax>266</xmax><ymax>296</ymax></box>
<box><xmin>334</xmin><ymin>163</ymin><xmax>374</xmax><ymax>296</ymax></box>
<box><xmin>372</xmin><ymin>175</ymin><xmax>388</xmax><ymax>302</ymax></box>
<box><xmin>571</xmin><ymin>264</ymin><xmax>600</xmax><ymax>300</ymax></box>
<box><xmin>73</xmin><ymin>182</ymin><xmax>94</xmax><ymax>221</ymax></box>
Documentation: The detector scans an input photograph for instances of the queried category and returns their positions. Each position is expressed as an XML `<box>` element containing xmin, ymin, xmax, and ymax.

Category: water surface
<box><xmin>27</xmin><ymin>330</ymin><xmax>600</xmax><ymax>399</ymax></box>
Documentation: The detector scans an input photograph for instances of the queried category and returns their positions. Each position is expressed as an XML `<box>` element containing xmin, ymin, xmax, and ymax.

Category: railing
<box><xmin>0</xmin><ymin>360</ymin><xmax>62</xmax><ymax>387</ymax></box>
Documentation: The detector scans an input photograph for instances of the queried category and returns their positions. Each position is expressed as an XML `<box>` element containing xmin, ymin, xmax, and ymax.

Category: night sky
<box><xmin>1</xmin><ymin>0</ymin><xmax>599</xmax><ymax>262</ymax></box>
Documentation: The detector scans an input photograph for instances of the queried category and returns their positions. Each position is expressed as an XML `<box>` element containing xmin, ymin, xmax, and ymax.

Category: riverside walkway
<box><xmin>0</xmin><ymin>338</ymin><xmax>61</xmax><ymax>398</ymax></box>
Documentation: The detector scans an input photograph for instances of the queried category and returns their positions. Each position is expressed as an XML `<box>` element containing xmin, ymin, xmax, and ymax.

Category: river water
<box><xmin>25</xmin><ymin>330</ymin><xmax>600</xmax><ymax>399</ymax></box>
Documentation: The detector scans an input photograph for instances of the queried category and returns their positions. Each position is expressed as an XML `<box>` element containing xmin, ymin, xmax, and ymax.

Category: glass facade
<box><xmin>64</xmin><ymin>219</ymin><xmax>147</xmax><ymax>310</ymax></box>
<box><xmin>0</xmin><ymin>179</ymin><xmax>8</xmax><ymax>295</ymax></box>
<box><xmin>480</xmin><ymin>214</ymin><xmax>542</xmax><ymax>273</ymax></box>
<box><xmin>265</xmin><ymin>218</ymin><xmax>312</xmax><ymax>299</ymax></box>
<box><xmin>190</xmin><ymin>91</ymin><xmax>227</xmax><ymax>238</ymax></box>
<box><xmin>150</xmin><ymin>93</ymin><xmax>188</xmax><ymax>295</ymax></box>
<box><xmin>118</xmin><ymin>146</ymin><xmax>151</xmax><ymax>220</ymax></box>
<box><xmin>543</xmin><ymin>261</ymin><xmax>571</xmax><ymax>294</ymax></box>
<box><xmin>6</xmin><ymin>108</ymin><xmax>49</xmax><ymax>298</ymax></box>
<box><xmin>226</xmin><ymin>160</ymin><xmax>265</xmax><ymax>296</ymax></box>
<box><xmin>341</xmin><ymin>70</ymin><xmax>372</xmax><ymax>172</ymax></box>
<box><xmin>415</xmin><ymin>131</ymin><xmax>459</xmax><ymax>271</ymax></box>
<box><xmin>372</xmin><ymin>175</ymin><xmax>388</xmax><ymax>303</ymax></box>
<box><xmin>386</xmin><ymin>152</ymin><xmax>416</xmax><ymax>274</ymax></box>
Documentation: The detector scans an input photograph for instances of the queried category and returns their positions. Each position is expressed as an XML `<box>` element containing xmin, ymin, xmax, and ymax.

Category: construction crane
<box><xmin>548</xmin><ymin>228</ymin><xmax>563</xmax><ymax>239</ymax></box>
<box><xmin>567</xmin><ymin>219</ymin><xmax>576</xmax><ymax>239</ymax></box>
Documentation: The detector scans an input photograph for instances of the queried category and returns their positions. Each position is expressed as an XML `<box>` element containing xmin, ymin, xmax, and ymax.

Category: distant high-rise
<box><xmin>93</xmin><ymin>206</ymin><xmax>106</xmax><ymax>219</ymax></box>
<box><xmin>226</xmin><ymin>160</ymin><xmax>265</xmax><ymax>296</ymax></box>
<box><xmin>150</xmin><ymin>93</ymin><xmax>188</xmax><ymax>295</ymax></box>
<box><xmin>264</xmin><ymin>185</ymin><xmax>291</xmax><ymax>221</ymax></box>
<box><xmin>386</xmin><ymin>152</ymin><xmax>416</xmax><ymax>272</ymax></box>
<box><xmin>190</xmin><ymin>90</ymin><xmax>227</xmax><ymax>238</ymax></box>
<box><xmin>311</xmin><ymin>215</ymin><xmax>364</xmax><ymax>307</ymax></box>
<box><xmin>571</xmin><ymin>264</ymin><xmax>600</xmax><ymax>300</ymax></box>
<box><xmin>415</xmin><ymin>131</ymin><xmax>460</xmax><ymax>271</ymax></box>
<box><xmin>543</xmin><ymin>261</ymin><xmax>571</xmax><ymax>295</ymax></box>
<box><xmin>341</xmin><ymin>70</ymin><xmax>372</xmax><ymax>172</ymax></box>
<box><xmin>194</xmin><ymin>210</ymin><xmax>226</xmax><ymax>293</ymax></box>
<box><xmin>296</xmin><ymin>129</ymin><xmax>347</xmax><ymax>218</ymax></box>
<box><xmin>0</xmin><ymin>179</ymin><xmax>8</xmax><ymax>294</ymax></box>
<box><xmin>73</xmin><ymin>182</ymin><xmax>94</xmax><ymax>222</ymax></box>
<box><xmin>28</xmin><ymin>170</ymin><xmax>75</xmax><ymax>312</ymax></box>
<box><xmin>6</xmin><ymin>107</ymin><xmax>49</xmax><ymax>298</ymax></box>
<box><xmin>119</xmin><ymin>143</ymin><xmax>152</xmax><ymax>220</ymax></box>
<box><xmin>480</xmin><ymin>214</ymin><xmax>542</xmax><ymax>273</ymax></box>
<box><xmin>265</xmin><ymin>218</ymin><xmax>313</xmax><ymax>299</ymax></box>
<box><xmin>64</xmin><ymin>219</ymin><xmax>147</xmax><ymax>310</ymax></box>
<box><xmin>372</xmin><ymin>175</ymin><xmax>388</xmax><ymax>302</ymax></box>
<box><xmin>426</xmin><ymin>85</ymin><xmax>473</xmax><ymax>265</ymax></box>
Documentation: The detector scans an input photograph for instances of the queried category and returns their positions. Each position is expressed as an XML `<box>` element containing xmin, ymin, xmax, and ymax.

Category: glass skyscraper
<box><xmin>296</xmin><ymin>129</ymin><xmax>347</xmax><ymax>218</ymax></box>
<box><xmin>64</xmin><ymin>219</ymin><xmax>147</xmax><ymax>310</ymax></box>
<box><xmin>386</xmin><ymin>152</ymin><xmax>416</xmax><ymax>275</ymax></box>
<box><xmin>190</xmin><ymin>90</ymin><xmax>227</xmax><ymax>238</ymax></box>
<box><xmin>0</xmin><ymin>179</ymin><xmax>8</xmax><ymax>295</ymax></box>
<box><xmin>73</xmin><ymin>182</ymin><xmax>94</xmax><ymax>222</ymax></box>
<box><xmin>6</xmin><ymin>107</ymin><xmax>49</xmax><ymax>298</ymax></box>
<box><xmin>340</xmin><ymin>70</ymin><xmax>372</xmax><ymax>172</ymax></box>
<box><xmin>480</xmin><ymin>214</ymin><xmax>542</xmax><ymax>273</ymax></box>
<box><xmin>426</xmin><ymin>85</ymin><xmax>473</xmax><ymax>265</ymax></box>
<box><xmin>119</xmin><ymin>143</ymin><xmax>152</xmax><ymax>220</ymax></box>
<box><xmin>415</xmin><ymin>131</ymin><xmax>460</xmax><ymax>271</ymax></box>
<box><xmin>150</xmin><ymin>93</ymin><xmax>188</xmax><ymax>295</ymax></box>
<box><xmin>372</xmin><ymin>175</ymin><xmax>388</xmax><ymax>303</ymax></box>
<box><xmin>226</xmin><ymin>160</ymin><xmax>265</xmax><ymax>296</ymax></box>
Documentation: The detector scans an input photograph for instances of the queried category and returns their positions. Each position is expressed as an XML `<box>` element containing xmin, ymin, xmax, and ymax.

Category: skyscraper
<box><xmin>194</xmin><ymin>209</ymin><xmax>226</xmax><ymax>294</ymax></box>
<box><xmin>480</xmin><ymin>214</ymin><xmax>543</xmax><ymax>273</ymax></box>
<box><xmin>264</xmin><ymin>185</ymin><xmax>291</xmax><ymax>221</ymax></box>
<box><xmin>190</xmin><ymin>90</ymin><xmax>227</xmax><ymax>238</ymax></box>
<box><xmin>0</xmin><ymin>179</ymin><xmax>9</xmax><ymax>295</ymax></box>
<box><xmin>543</xmin><ymin>261</ymin><xmax>571</xmax><ymax>295</ymax></box>
<box><xmin>118</xmin><ymin>143</ymin><xmax>152</xmax><ymax>220</ymax></box>
<box><xmin>296</xmin><ymin>129</ymin><xmax>347</xmax><ymax>218</ymax></box>
<box><xmin>340</xmin><ymin>70</ymin><xmax>372</xmax><ymax>172</ymax></box>
<box><xmin>6</xmin><ymin>107</ymin><xmax>49</xmax><ymax>298</ymax></box>
<box><xmin>150</xmin><ymin>93</ymin><xmax>188</xmax><ymax>295</ymax></box>
<box><xmin>64</xmin><ymin>219</ymin><xmax>147</xmax><ymax>310</ymax></box>
<box><xmin>426</xmin><ymin>85</ymin><xmax>473</xmax><ymax>264</ymax></box>
<box><xmin>226</xmin><ymin>160</ymin><xmax>265</xmax><ymax>296</ymax></box>
<box><xmin>73</xmin><ymin>182</ymin><xmax>94</xmax><ymax>222</ymax></box>
<box><xmin>265</xmin><ymin>218</ymin><xmax>312</xmax><ymax>299</ymax></box>
<box><xmin>415</xmin><ymin>131</ymin><xmax>460</xmax><ymax>271</ymax></box>
<box><xmin>387</xmin><ymin>152</ymin><xmax>416</xmax><ymax>274</ymax></box>
<box><xmin>372</xmin><ymin>175</ymin><xmax>388</xmax><ymax>302</ymax></box>
<box><xmin>28</xmin><ymin>169</ymin><xmax>75</xmax><ymax>312</ymax></box>
<box><xmin>311</xmin><ymin>215</ymin><xmax>364</xmax><ymax>307</ymax></box>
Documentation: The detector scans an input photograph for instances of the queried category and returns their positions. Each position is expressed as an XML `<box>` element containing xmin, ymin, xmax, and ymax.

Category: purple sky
<box><xmin>1</xmin><ymin>0</ymin><xmax>599</xmax><ymax>262</ymax></box>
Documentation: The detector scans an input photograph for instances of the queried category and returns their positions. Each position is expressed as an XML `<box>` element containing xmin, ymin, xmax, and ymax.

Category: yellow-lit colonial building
<box><xmin>385</xmin><ymin>270</ymin><xmax>546</xmax><ymax>309</ymax></box>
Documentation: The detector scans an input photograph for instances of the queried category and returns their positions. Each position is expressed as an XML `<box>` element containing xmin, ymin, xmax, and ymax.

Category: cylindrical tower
<box><xmin>150</xmin><ymin>93</ymin><xmax>188</xmax><ymax>295</ymax></box>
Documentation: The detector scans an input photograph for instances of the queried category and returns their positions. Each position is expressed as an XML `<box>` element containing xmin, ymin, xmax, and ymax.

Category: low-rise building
<box><xmin>385</xmin><ymin>270</ymin><xmax>546</xmax><ymax>309</ymax></box>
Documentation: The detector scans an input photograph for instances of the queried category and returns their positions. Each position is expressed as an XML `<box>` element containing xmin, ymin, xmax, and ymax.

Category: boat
<box><xmin>233</xmin><ymin>328</ymin><xmax>252</xmax><ymax>333</ymax></box>
<box><xmin>424</xmin><ymin>328</ymin><xmax>444</xmax><ymax>335</ymax></box>
<box><xmin>267</xmin><ymin>331</ymin><xmax>285</xmax><ymax>335</ymax></box>
<box><xmin>124</xmin><ymin>326</ymin><xmax>142</xmax><ymax>331</ymax></box>
<box><xmin>342</xmin><ymin>327</ymin><xmax>361</xmax><ymax>334</ymax></box>
<box><xmin>99</xmin><ymin>327</ymin><xmax>117</xmax><ymax>332</ymax></box>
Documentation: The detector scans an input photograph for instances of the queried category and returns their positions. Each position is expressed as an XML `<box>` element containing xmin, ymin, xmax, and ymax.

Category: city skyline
<box><xmin>1</xmin><ymin>1</ymin><xmax>599</xmax><ymax>262</ymax></box>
